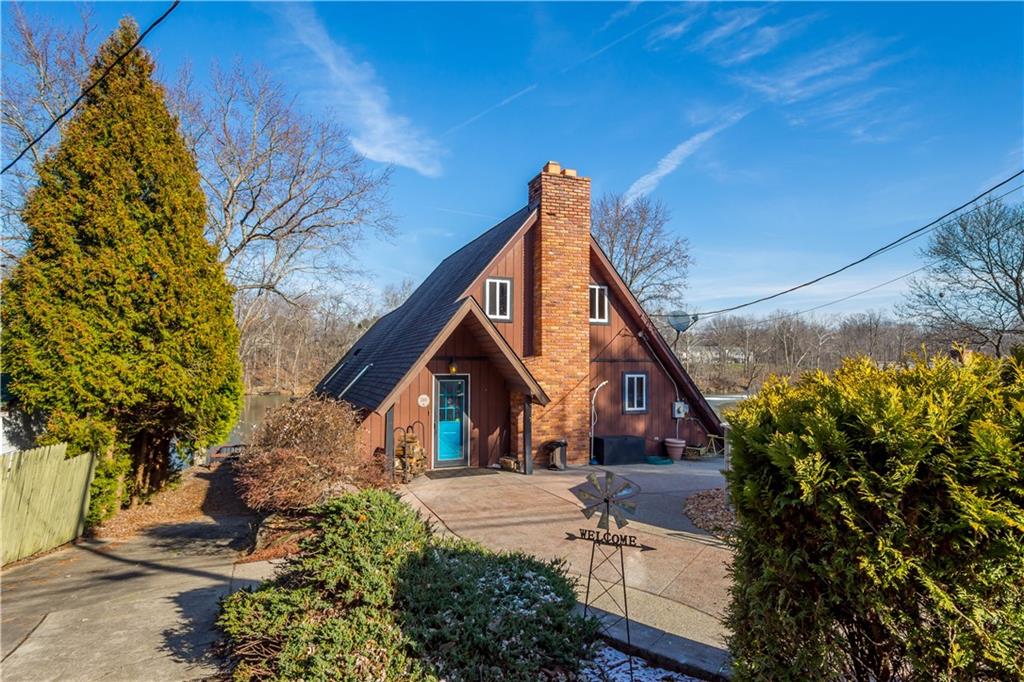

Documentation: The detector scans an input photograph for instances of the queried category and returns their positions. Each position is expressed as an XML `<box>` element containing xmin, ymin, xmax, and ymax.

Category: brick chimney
<box><xmin>522</xmin><ymin>161</ymin><xmax>591</xmax><ymax>464</ymax></box>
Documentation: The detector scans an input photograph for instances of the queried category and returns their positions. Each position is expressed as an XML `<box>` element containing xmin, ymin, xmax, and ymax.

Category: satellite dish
<box><xmin>667</xmin><ymin>312</ymin><xmax>698</xmax><ymax>333</ymax></box>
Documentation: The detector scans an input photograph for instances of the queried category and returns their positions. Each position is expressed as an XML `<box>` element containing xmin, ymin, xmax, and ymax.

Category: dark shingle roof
<box><xmin>315</xmin><ymin>206</ymin><xmax>531</xmax><ymax>411</ymax></box>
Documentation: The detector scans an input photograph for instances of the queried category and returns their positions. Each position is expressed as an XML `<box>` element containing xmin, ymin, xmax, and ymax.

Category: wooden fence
<box><xmin>1</xmin><ymin>444</ymin><xmax>95</xmax><ymax>565</ymax></box>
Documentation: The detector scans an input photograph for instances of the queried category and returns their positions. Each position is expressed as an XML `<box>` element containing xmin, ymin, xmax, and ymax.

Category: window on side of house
<box><xmin>623</xmin><ymin>372</ymin><xmax>648</xmax><ymax>413</ymax></box>
<box><xmin>589</xmin><ymin>284</ymin><xmax>609</xmax><ymax>323</ymax></box>
<box><xmin>485</xmin><ymin>278</ymin><xmax>512</xmax><ymax>321</ymax></box>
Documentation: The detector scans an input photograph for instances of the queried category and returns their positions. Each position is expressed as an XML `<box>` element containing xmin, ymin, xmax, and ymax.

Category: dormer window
<box><xmin>589</xmin><ymin>285</ymin><xmax>609</xmax><ymax>323</ymax></box>
<box><xmin>485</xmin><ymin>278</ymin><xmax>512</xmax><ymax>321</ymax></box>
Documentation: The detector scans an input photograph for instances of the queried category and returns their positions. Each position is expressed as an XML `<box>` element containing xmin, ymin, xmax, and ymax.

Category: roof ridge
<box><xmin>314</xmin><ymin>205</ymin><xmax>532</xmax><ymax>409</ymax></box>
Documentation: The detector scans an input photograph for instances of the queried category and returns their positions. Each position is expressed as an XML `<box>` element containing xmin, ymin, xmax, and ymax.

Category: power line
<box><xmin>679</xmin><ymin>217</ymin><xmax>1024</xmax><ymax>332</ymax></box>
<box><xmin>691</xmin><ymin>266</ymin><xmax>929</xmax><ymax>332</ymax></box>
<box><xmin>685</xmin><ymin>170</ymin><xmax>1024</xmax><ymax>317</ymax></box>
<box><xmin>1</xmin><ymin>0</ymin><xmax>181</xmax><ymax>175</ymax></box>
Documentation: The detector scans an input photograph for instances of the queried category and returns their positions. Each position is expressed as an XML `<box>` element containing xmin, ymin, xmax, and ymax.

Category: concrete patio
<box><xmin>401</xmin><ymin>457</ymin><xmax>733</xmax><ymax>679</ymax></box>
<box><xmin>1</xmin><ymin>515</ymin><xmax>276</xmax><ymax>682</ymax></box>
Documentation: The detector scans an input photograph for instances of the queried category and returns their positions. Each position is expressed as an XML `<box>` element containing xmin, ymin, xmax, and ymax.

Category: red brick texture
<box><xmin>520</xmin><ymin>163</ymin><xmax>592</xmax><ymax>464</ymax></box>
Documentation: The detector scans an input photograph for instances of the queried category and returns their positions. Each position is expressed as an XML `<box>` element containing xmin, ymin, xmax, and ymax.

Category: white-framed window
<box><xmin>485</xmin><ymin>278</ymin><xmax>512</xmax><ymax>321</ymax></box>
<box><xmin>589</xmin><ymin>284</ymin><xmax>609</xmax><ymax>323</ymax></box>
<box><xmin>623</xmin><ymin>373</ymin><xmax>647</xmax><ymax>413</ymax></box>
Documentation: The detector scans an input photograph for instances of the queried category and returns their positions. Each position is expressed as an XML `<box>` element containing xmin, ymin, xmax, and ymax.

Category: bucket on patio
<box><xmin>543</xmin><ymin>439</ymin><xmax>568</xmax><ymax>470</ymax></box>
<box><xmin>663</xmin><ymin>438</ymin><xmax>686</xmax><ymax>461</ymax></box>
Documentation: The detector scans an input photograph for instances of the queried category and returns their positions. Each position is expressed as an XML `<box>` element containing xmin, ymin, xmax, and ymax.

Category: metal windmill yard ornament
<box><xmin>567</xmin><ymin>472</ymin><xmax>655</xmax><ymax>681</ymax></box>
<box><xmin>573</xmin><ymin>471</ymin><xmax>638</xmax><ymax>530</ymax></box>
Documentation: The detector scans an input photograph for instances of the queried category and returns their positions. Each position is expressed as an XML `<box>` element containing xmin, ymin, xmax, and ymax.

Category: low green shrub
<box><xmin>283</xmin><ymin>489</ymin><xmax>431</xmax><ymax>607</ymax></box>
<box><xmin>218</xmin><ymin>586</ymin><xmax>431</xmax><ymax>681</ymax></box>
<box><xmin>397</xmin><ymin>538</ymin><xmax>597</xmax><ymax>681</ymax></box>
<box><xmin>726</xmin><ymin>352</ymin><xmax>1024</xmax><ymax>681</ymax></box>
<box><xmin>218</xmin><ymin>489</ymin><xmax>595</xmax><ymax>681</ymax></box>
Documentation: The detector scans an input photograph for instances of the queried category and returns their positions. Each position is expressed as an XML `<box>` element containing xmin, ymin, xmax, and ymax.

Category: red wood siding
<box><xmin>589</xmin><ymin>264</ymin><xmax>707</xmax><ymax>453</ymax></box>
<box><xmin>363</xmin><ymin>411</ymin><xmax>385</xmax><ymax>453</ymax></box>
<box><xmin>467</xmin><ymin>226</ymin><xmax>535</xmax><ymax>357</ymax></box>
<box><xmin>368</xmin><ymin>322</ymin><xmax>511</xmax><ymax>468</ymax></box>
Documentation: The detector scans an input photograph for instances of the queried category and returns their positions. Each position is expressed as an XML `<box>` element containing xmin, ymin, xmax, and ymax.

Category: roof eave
<box><xmin>373</xmin><ymin>298</ymin><xmax>549</xmax><ymax>414</ymax></box>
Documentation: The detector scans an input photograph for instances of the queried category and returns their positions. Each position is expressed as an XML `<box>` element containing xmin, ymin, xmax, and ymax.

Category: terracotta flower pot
<box><xmin>663</xmin><ymin>438</ymin><xmax>686</xmax><ymax>460</ymax></box>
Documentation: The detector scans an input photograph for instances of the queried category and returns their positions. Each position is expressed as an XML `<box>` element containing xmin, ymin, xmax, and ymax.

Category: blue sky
<box><xmin>8</xmin><ymin>1</ymin><xmax>1024</xmax><ymax>317</ymax></box>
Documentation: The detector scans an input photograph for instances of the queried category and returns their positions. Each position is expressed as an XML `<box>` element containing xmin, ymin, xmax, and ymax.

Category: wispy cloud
<box><xmin>694</xmin><ymin>6</ymin><xmax>769</xmax><ymax>51</ymax></box>
<box><xmin>279</xmin><ymin>4</ymin><xmax>443</xmax><ymax>177</ymax></box>
<box><xmin>646</xmin><ymin>11</ymin><xmax>703</xmax><ymax>48</ymax></box>
<box><xmin>448</xmin><ymin>5</ymin><xmax>677</xmax><ymax>134</ymax></box>
<box><xmin>735</xmin><ymin>36</ymin><xmax>899</xmax><ymax>104</ymax></box>
<box><xmin>600</xmin><ymin>0</ymin><xmax>645</xmax><ymax>32</ymax></box>
<box><xmin>786</xmin><ymin>87</ymin><xmax>910</xmax><ymax>142</ymax></box>
<box><xmin>565</xmin><ymin>7</ymin><xmax>680</xmax><ymax>73</ymax></box>
<box><xmin>443</xmin><ymin>84</ymin><xmax>538</xmax><ymax>136</ymax></box>
<box><xmin>715</xmin><ymin>14</ymin><xmax>819</xmax><ymax>66</ymax></box>
<box><xmin>625</xmin><ymin>111</ymin><xmax>747</xmax><ymax>201</ymax></box>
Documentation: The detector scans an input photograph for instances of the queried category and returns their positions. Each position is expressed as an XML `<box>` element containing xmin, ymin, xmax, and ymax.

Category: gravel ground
<box><xmin>93</xmin><ymin>461</ymin><xmax>251</xmax><ymax>539</ymax></box>
<box><xmin>683</xmin><ymin>488</ymin><xmax>736</xmax><ymax>539</ymax></box>
<box><xmin>582</xmin><ymin>644</ymin><xmax>705</xmax><ymax>681</ymax></box>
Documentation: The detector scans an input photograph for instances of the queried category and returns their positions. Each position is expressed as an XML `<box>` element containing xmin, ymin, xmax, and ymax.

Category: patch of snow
<box><xmin>581</xmin><ymin>644</ymin><xmax>705</xmax><ymax>682</ymax></box>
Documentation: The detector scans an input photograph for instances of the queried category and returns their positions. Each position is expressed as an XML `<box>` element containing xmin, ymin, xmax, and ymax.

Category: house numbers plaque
<box><xmin>417</xmin><ymin>394</ymin><xmax>430</xmax><ymax>408</ymax></box>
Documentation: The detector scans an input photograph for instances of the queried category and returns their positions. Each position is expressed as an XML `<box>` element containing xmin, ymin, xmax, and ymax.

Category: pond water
<box><xmin>220</xmin><ymin>394</ymin><xmax>292</xmax><ymax>446</ymax></box>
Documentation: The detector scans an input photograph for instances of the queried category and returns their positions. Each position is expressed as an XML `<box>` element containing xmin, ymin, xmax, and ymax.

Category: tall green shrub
<box><xmin>726</xmin><ymin>352</ymin><xmax>1024</xmax><ymax>680</ymax></box>
<box><xmin>0</xmin><ymin>18</ymin><xmax>242</xmax><ymax>520</ymax></box>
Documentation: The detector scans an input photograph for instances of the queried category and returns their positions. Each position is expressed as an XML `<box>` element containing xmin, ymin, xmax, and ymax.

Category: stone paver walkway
<box><xmin>401</xmin><ymin>458</ymin><xmax>733</xmax><ymax>679</ymax></box>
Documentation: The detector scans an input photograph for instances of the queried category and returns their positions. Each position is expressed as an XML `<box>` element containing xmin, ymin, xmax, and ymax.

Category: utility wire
<box><xmin>680</xmin><ymin>170</ymin><xmax>1024</xmax><ymax>317</ymax></box>
<box><xmin>1</xmin><ymin>0</ymin><xmax>181</xmax><ymax>175</ymax></box>
<box><xmin>677</xmin><ymin>217</ymin><xmax>1024</xmax><ymax>332</ymax></box>
<box><xmin>651</xmin><ymin>180</ymin><xmax>1022</xmax><ymax>323</ymax></box>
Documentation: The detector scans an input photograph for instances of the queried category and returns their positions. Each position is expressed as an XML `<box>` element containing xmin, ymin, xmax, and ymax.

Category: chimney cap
<box><xmin>542</xmin><ymin>160</ymin><xmax>561</xmax><ymax>174</ymax></box>
<box><xmin>561</xmin><ymin>168</ymin><xmax>577</xmax><ymax>177</ymax></box>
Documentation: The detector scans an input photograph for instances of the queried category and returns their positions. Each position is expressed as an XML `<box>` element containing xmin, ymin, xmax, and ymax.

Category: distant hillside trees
<box><xmin>903</xmin><ymin>199</ymin><xmax>1024</xmax><ymax>356</ymax></box>
<box><xmin>670</xmin><ymin>312</ymin><xmax>928</xmax><ymax>394</ymax></box>
<box><xmin>1</xmin><ymin>19</ymin><xmax>242</xmax><ymax>520</ymax></box>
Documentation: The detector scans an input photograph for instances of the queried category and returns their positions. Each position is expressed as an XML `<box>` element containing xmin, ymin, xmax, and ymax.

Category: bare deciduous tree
<box><xmin>1</xmin><ymin>4</ymin><xmax>96</xmax><ymax>265</ymax></box>
<box><xmin>176</xmin><ymin>69</ymin><xmax>389</xmax><ymax>282</ymax></box>
<box><xmin>171</xmin><ymin>62</ymin><xmax>392</xmax><ymax>353</ymax></box>
<box><xmin>902</xmin><ymin>200</ymin><xmax>1024</xmax><ymax>356</ymax></box>
<box><xmin>592</xmin><ymin>193</ymin><xmax>692</xmax><ymax>310</ymax></box>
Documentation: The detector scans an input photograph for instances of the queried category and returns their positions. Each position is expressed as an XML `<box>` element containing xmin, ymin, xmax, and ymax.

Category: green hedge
<box><xmin>219</xmin><ymin>489</ymin><xmax>595</xmax><ymax>681</ymax></box>
<box><xmin>725</xmin><ymin>352</ymin><xmax>1024</xmax><ymax>680</ymax></box>
<box><xmin>283</xmin><ymin>490</ymin><xmax>431</xmax><ymax>607</ymax></box>
<box><xmin>397</xmin><ymin>539</ymin><xmax>596</xmax><ymax>681</ymax></box>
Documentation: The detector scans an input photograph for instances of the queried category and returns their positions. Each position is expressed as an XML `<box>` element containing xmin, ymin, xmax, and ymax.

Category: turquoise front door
<box><xmin>435</xmin><ymin>376</ymin><xmax>468</xmax><ymax>466</ymax></box>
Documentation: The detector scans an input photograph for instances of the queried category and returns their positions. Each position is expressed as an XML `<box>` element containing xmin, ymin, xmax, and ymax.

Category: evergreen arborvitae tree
<box><xmin>1</xmin><ymin>18</ymin><xmax>242</xmax><ymax>521</ymax></box>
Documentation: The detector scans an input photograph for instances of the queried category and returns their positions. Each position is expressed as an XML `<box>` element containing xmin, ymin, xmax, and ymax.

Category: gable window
<box><xmin>623</xmin><ymin>372</ymin><xmax>647</xmax><ymax>413</ymax></box>
<box><xmin>485</xmin><ymin>278</ymin><xmax>512</xmax><ymax>321</ymax></box>
<box><xmin>589</xmin><ymin>284</ymin><xmax>609</xmax><ymax>323</ymax></box>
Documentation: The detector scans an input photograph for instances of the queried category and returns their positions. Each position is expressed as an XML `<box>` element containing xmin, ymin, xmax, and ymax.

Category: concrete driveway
<box><xmin>401</xmin><ymin>457</ymin><xmax>733</xmax><ymax>679</ymax></box>
<box><xmin>1</xmin><ymin>513</ymin><xmax>274</xmax><ymax>681</ymax></box>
